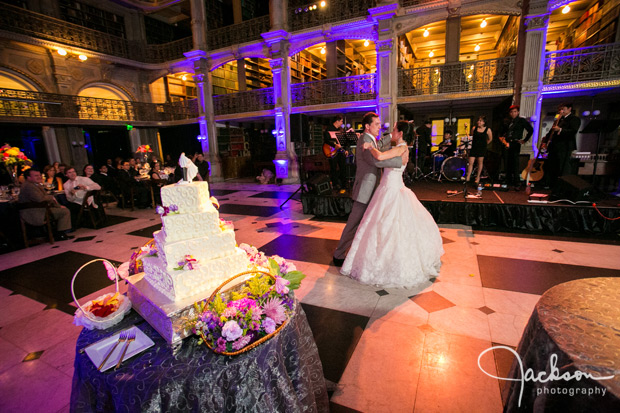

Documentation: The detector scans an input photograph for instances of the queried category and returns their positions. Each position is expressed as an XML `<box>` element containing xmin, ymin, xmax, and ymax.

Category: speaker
<box><xmin>306</xmin><ymin>173</ymin><xmax>331</xmax><ymax>195</ymax></box>
<box><xmin>550</xmin><ymin>175</ymin><xmax>600</xmax><ymax>202</ymax></box>
<box><xmin>290</xmin><ymin>114</ymin><xmax>310</xmax><ymax>143</ymax></box>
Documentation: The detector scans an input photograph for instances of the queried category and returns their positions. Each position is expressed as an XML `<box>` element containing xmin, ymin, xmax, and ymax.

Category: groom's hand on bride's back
<box><xmin>401</xmin><ymin>149</ymin><xmax>409</xmax><ymax>165</ymax></box>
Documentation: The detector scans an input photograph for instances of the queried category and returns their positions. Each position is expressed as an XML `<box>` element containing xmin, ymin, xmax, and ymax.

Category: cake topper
<box><xmin>178</xmin><ymin>152</ymin><xmax>198</xmax><ymax>183</ymax></box>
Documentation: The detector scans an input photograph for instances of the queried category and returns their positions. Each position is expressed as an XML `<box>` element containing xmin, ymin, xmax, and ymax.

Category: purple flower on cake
<box><xmin>156</xmin><ymin>205</ymin><xmax>179</xmax><ymax>217</ymax></box>
<box><xmin>263</xmin><ymin>297</ymin><xmax>287</xmax><ymax>324</ymax></box>
<box><xmin>275</xmin><ymin>276</ymin><xmax>290</xmax><ymax>294</ymax></box>
<box><xmin>176</xmin><ymin>255</ymin><xmax>198</xmax><ymax>270</ymax></box>
<box><xmin>263</xmin><ymin>317</ymin><xmax>276</xmax><ymax>334</ymax></box>
<box><xmin>221</xmin><ymin>320</ymin><xmax>243</xmax><ymax>341</ymax></box>
<box><xmin>169</xmin><ymin>204</ymin><xmax>178</xmax><ymax>213</ymax></box>
<box><xmin>232</xmin><ymin>334</ymin><xmax>252</xmax><ymax>350</ymax></box>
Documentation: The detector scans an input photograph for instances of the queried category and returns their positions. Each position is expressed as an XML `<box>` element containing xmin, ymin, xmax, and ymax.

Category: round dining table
<box><xmin>70</xmin><ymin>302</ymin><xmax>329</xmax><ymax>412</ymax></box>
<box><xmin>503</xmin><ymin>277</ymin><xmax>620</xmax><ymax>412</ymax></box>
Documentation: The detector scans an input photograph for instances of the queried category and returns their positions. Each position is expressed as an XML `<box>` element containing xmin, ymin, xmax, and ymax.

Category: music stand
<box><xmin>580</xmin><ymin>119</ymin><xmax>620</xmax><ymax>183</ymax></box>
<box><xmin>280</xmin><ymin>141</ymin><xmax>307</xmax><ymax>209</ymax></box>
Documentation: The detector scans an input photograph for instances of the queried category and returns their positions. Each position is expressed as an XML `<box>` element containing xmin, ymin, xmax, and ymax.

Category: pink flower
<box><xmin>221</xmin><ymin>320</ymin><xmax>243</xmax><ymax>341</ymax></box>
<box><xmin>263</xmin><ymin>297</ymin><xmax>287</xmax><ymax>324</ymax></box>
<box><xmin>250</xmin><ymin>307</ymin><xmax>263</xmax><ymax>321</ymax></box>
<box><xmin>275</xmin><ymin>276</ymin><xmax>290</xmax><ymax>294</ymax></box>
<box><xmin>232</xmin><ymin>334</ymin><xmax>252</xmax><ymax>350</ymax></box>
<box><xmin>263</xmin><ymin>317</ymin><xmax>276</xmax><ymax>334</ymax></box>
<box><xmin>222</xmin><ymin>307</ymin><xmax>238</xmax><ymax>318</ymax></box>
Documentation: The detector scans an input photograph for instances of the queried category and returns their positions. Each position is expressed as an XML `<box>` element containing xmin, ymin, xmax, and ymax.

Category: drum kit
<box><xmin>426</xmin><ymin>135</ymin><xmax>472</xmax><ymax>182</ymax></box>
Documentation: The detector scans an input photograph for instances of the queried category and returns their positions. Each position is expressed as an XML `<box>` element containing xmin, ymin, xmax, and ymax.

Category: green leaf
<box><xmin>282</xmin><ymin>270</ymin><xmax>306</xmax><ymax>291</ymax></box>
<box><xmin>268</xmin><ymin>258</ymin><xmax>281</xmax><ymax>277</ymax></box>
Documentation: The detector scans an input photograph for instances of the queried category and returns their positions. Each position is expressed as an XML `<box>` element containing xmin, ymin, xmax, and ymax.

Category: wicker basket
<box><xmin>71</xmin><ymin>259</ymin><xmax>132</xmax><ymax>330</ymax></box>
<box><xmin>198</xmin><ymin>270</ymin><xmax>292</xmax><ymax>356</ymax></box>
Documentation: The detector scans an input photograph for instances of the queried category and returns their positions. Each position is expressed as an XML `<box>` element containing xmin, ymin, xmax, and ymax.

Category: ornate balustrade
<box><xmin>543</xmin><ymin>43</ymin><xmax>620</xmax><ymax>84</ymax></box>
<box><xmin>291</xmin><ymin>74</ymin><xmax>376</xmax><ymax>107</ymax></box>
<box><xmin>0</xmin><ymin>3</ymin><xmax>191</xmax><ymax>63</ymax></box>
<box><xmin>288</xmin><ymin>0</ymin><xmax>376</xmax><ymax>31</ymax></box>
<box><xmin>0</xmin><ymin>88</ymin><xmax>198</xmax><ymax>122</ymax></box>
<box><xmin>213</xmin><ymin>88</ymin><xmax>275</xmax><ymax>115</ymax></box>
<box><xmin>398</xmin><ymin>56</ymin><xmax>515</xmax><ymax>96</ymax></box>
<box><xmin>208</xmin><ymin>15</ymin><xmax>271</xmax><ymax>50</ymax></box>
<box><xmin>400</xmin><ymin>0</ymin><xmax>444</xmax><ymax>7</ymax></box>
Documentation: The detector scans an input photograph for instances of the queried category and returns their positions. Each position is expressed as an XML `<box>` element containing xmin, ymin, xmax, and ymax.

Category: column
<box><xmin>128</xmin><ymin>128</ymin><xmax>141</xmax><ymax>152</ymax></box>
<box><xmin>67</xmin><ymin>126</ymin><xmax>88</xmax><ymax>170</ymax></box>
<box><xmin>189</xmin><ymin>0</ymin><xmax>207</xmax><ymax>50</ymax></box>
<box><xmin>189</xmin><ymin>53</ymin><xmax>223</xmax><ymax>181</ymax></box>
<box><xmin>519</xmin><ymin>9</ymin><xmax>550</xmax><ymax>153</ymax></box>
<box><xmin>233</xmin><ymin>0</ymin><xmax>243</xmax><ymax>23</ymax></box>
<box><xmin>237</xmin><ymin>59</ymin><xmax>247</xmax><ymax>92</ymax></box>
<box><xmin>326</xmin><ymin>41</ymin><xmax>338</xmax><ymax>79</ymax></box>
<box><xmin>42</xmin><ymin>126</ymin><xmax>61</xmax><ymax>164</ymax></box>
<box><xmin>371</xmin><ymin>3</ymin><xmax>399</xmax><ymax>127</ymax></box>
<box><xmin>269</xmin><ymin>50</ymin><xmax>298</xmax><ymax>184</ymax></box>
<box><xmin>512</xmin><ymin>0</ymin><xmax>530</xmax><ymax>107</ymax></box>
<box><xmin>445</xmin><ymin>16</ymin><xmax>461</xmax><ymax>64</ymax></box>
<box><xmin>269</xmin><ymin>0</ymin><xmax>287</xmax><ymax>32</ymax></box>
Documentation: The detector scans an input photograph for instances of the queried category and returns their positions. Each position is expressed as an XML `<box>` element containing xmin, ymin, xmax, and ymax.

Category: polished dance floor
<box><xmin>1</xmin><ymin>180</ymin><xmax>619</xmax><ymax>412</ymax></box>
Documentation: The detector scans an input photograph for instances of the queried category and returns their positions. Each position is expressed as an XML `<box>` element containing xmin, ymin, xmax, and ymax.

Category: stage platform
<box><xmin>301</xmin><ymin>180</ymin><xmax>620</xmax><ymax>236</ymax></box>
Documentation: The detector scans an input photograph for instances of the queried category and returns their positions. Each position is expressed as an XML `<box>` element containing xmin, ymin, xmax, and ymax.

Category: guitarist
<box><xmin>500</xmin><ymin>105</ymin><xmax>534</xmax><ymax>190</ymax></box>
<box><xmin>323</xmin><ymin>114</ymin><xmax>348</xmax><ymax>190</ymax></box>
<box><xmin>541</xmin><ymin>102</ymin><xmax>581</xmax><ymax>188</ymax></box>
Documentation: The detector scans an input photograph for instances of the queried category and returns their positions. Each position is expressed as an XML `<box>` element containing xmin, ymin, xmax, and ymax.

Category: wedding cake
<box><xmin>141</xmin><ymin>181</ymin><xmax>249</xmax><ymax>301</ymax></box>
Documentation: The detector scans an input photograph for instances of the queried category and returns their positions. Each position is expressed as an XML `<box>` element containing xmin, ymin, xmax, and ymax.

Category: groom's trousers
<box><xmin>333</xmin><ymin>201</ymin><xmax>369</xmax><ymax>260</ymax></box>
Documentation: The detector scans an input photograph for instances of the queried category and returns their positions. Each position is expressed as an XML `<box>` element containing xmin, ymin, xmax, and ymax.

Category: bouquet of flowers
<box><xmin>0</xmin><ymin>144</ymin><xmax>30</xmax><ymax>166</ymax></box>
<box><xmin>136</xmin><ymin>144</ymin><xmax>152</xmax><ymax>153</ymax></box>
<box><xmin>191</xmin><ymin>244</ymin><xmax>305</xmax><ymax>355</ymax></box>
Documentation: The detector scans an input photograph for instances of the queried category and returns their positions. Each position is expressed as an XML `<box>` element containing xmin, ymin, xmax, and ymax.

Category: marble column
<box><xmin>42</xmin><ymin>126</ymin><xmax>61</xmax><ymax>164</ymax></box>
<box><xmin>519</xmin><ymin>11</ymin><xmax>550</xmax><ymax>153</ymax></box>
<box><xmin>237</xmin><ymin>59</ymin><xmax>247</xmax><ymax>92</ymax></box>
<box><xmin>326</xmin><ymin>41</ymin><xmax>338</xmax><ymax>79</ymax></box>
<box><xmin>375</xmin><ymin>38</ymin><xmax>396</xmax><ymax>128</ymax></box>
<box><xmin>445</xmin><ymin>16</ymin><xmax>461</xmax><ymax>64</ymax></box>
<box><xmin>189</xmin><ymin>0</ymin><xmax>207</xmax><ymax>50</ymax></box>
<box><xmin>269</xmin><ymin>0</ymin><xmax>287</xmax><ymax>31</ymax></box>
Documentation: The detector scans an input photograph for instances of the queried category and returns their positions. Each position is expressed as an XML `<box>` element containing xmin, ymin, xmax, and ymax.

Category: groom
<box><xmin>333</xmin><ymin>112</ymin><xmax>408</xmax><ymax>266</ymax></box>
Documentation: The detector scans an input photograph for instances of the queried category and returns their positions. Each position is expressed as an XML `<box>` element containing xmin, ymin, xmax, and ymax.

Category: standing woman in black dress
<box><xmin>465</xmin><ymin>116</ymin><xmax>493</xmax><ymax>184</ymax></box>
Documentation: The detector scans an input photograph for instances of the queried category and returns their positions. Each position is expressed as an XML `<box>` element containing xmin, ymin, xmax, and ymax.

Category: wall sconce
<box><xmin>444</xmin><ymin>117</ymin><xmax>457</xmax><ymax>125</ymax></box>
<box><xmin>429</xmin><ymin>50</ymin><xmax>434</xmax><ymax>58</ymax></box>
<box><xmin>363</xmin><ymin>40</ymin><xmax>369</xmax><ymax>47</ymax></box>
<box><xmin>474</xmin><ymin>44</ymin><xmax>481</xmax><ymax>52</ymax></box>
<box><xmin>71</xmin><ymin>141</ymin><xmax>85</xmax><ymax>147</ymax></box>
<box><xmin>56</xmin><ymin>48</ymin><xmax>88</xmax><ymax>62</ymax></box>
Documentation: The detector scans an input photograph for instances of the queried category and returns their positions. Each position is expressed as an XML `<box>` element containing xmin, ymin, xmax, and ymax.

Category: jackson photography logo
<box><xmin>478</xmin><ymin>346</ymin><xmax>615</xmax><ymax>407</ymax></box>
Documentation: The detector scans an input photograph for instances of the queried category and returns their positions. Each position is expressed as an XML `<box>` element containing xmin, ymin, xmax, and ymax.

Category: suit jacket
<box><xmin>18</xmin><ymin>181</ymin><xmax>57</xmax><ymax>226</ymax></box>
<box><xmin>545</xmin><ymin>114</ymin><xmax>581</xmax><ymax>152</ymax></box>
<box><xmin>351</xmin><ymin>132</ymin><xmax>403</xmax><ymax>204</ymax></box>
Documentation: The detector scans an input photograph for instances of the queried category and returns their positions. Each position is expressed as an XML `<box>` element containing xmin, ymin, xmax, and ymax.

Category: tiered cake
<box><xmin>141</xmin><ymin>181</ymin><xmax>249</xmax><ymax>302</ymax></box>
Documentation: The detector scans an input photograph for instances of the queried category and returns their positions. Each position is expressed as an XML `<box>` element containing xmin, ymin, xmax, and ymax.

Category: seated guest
<box><xmin>117</xmin><ymin>160</ymin><xmax>150</xmax><ymax>208</ymax></box>
<box><xmin>193</xmin><ymin>153</ymin><xmax>210</xmax><ymax>182</ymax></box>
<box><xmin>42</xmin><ymin>165</ymin><xmax>63</xmax><ymax>190</ymax></box>
<box><xmin>150</xmin><ymin>163</ymin><xmax>166</xmax><ymax>205</ymax></box>
<box><xmin>18</xmin><ymin>169</ymin><xmax>73</xmax><ymax>240</ymax></box>
<box><xmin>57</xmin><ymin>163</ymin><xmax>69</xmax><ymax>183</ymax></box>
<box><xmin>104</xmin><ymin>159</ymin><xmax>117</xmax><ymax>177</ymax></box>
<box><xmin>128</xmin><ymin>158</ymin><xmax>139</xmax><ymax>177</ymax></box>
<box><xmin>64</xmin><ymin>166</ymin><xmax>101</xmax><ymax>228</ymax></box>
<box><xmin>164</xmin><ymin>154</ymin><xmax>176</xmax><ymax>168</ymax></box>
<box><xmin>93</xmin><ymin>165</ymin><xmax>118</xmax><ymax>195</ymax></box>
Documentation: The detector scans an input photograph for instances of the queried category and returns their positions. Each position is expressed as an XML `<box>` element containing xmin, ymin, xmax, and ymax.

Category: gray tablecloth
<box><xmin>503</xmin><ymin>277</ymin><xmax>620</xmax><ymax>412</ymax></box>
<box><xmin>71</xmin><ymin>303</ymin><xmax>328</xmax><ymax>412</ymax></box>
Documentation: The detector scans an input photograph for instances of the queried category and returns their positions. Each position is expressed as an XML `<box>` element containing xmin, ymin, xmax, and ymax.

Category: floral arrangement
<box><xmin>191</xmin><ymin>244</ymin><xmax>305</xmax><ymax>354</ymax></box>
<box><xmin>219</xmin><ymin>218</ymin><xmax>234</xmax><ymax>232</ymax></box>
<box><xmin>0</xmin><ymin>144</ymin><xmax>31</xmax><ymax>166</ymax></box>
<box><xmin>127</xmin><ymin>240</ymin><xmax>157</xmax><ymax>275</ymax></box>
<box><xmin>156</xmin><ymin>204</ymin><xmax>179</xmax><ymax>216</ymax></box>
<box><xmin>136</xmin><ymin>144</ymin><xmax>152</xmax><ymax>153</ymax></box>
<box><xmin>175</xmin><ymin>255</ymin><xmax>199</xmax><ymax>271</ymax></box>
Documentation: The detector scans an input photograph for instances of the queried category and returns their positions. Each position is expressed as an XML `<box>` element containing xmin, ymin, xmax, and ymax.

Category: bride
<box><xmin>340</xmin><ymin>121</ymin><xmax>444</xmax><ymax>288</ymax></box>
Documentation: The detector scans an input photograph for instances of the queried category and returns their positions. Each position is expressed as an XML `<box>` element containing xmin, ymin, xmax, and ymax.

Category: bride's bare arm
<box><xmin>362</xmin><ymin>142</ymin><xmax>406</xmax><ymax>160</ymax></box>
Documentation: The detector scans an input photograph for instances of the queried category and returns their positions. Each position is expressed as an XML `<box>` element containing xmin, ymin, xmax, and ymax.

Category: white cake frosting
<box><xmin>143</xmin><ymin>181</ymin><xmax>250</xmax><ymax>301</ymax></box>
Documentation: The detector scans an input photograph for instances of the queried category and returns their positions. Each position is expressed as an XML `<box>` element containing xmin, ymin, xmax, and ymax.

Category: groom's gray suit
<box><xmin>333</xmin><ymin>132</ymin><xmax>403</xmax><ymax>260</ymax></box>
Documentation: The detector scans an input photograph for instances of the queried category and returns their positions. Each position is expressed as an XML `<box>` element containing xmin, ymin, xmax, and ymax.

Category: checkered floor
<box><xmin>1</xmin><ymin>180</ymin><xmax>619</xmax><ymax>412</ymax></box>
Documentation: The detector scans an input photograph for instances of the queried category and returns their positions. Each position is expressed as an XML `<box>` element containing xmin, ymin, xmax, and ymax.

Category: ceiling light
<box><xmin>320</xmin><ymin>47</ymin><xmax>326</xmax><ymax>55</ymax></box>
<box><xmin>363</xmin><ymin>40</ymin><xmax>369</xmax><ymax>47</ymax></box>
<box><xmin>320</xmin><ymin>1</ymin><xmax>326</xmax><ymax>7</ymax></box>
<box><xmin>423</xmin><ymin>28</ymin><xmax>429</xmax><ymax>37</ymax></box>
<box><xmin>562</xmin><ymin>5</ymin><xmax>570</xmax><ymax>14</ymax></box>
<box><xmin>429</xmin><ymin>51</ymin><xmax>434</xmax><ymax>58</ymax></box>
<box><xmin>480</xmin><ymin>19</ymin><xmax>487</xmax><ymax>28</ymax></box>
<box><xmin>57</xmin><ymin>48</ymin><xmax>67</xmax><ymax>56</ymax></box>
<box><xmin>474</xmin><ymin>44</ymin><xmax>481</xmax><ymax>52</ymax></box>
<box><xmin>181</xmin><ymin>75</ymin><xmax>187</xmax><ymax>81</ymax></box>
<box><xmin>78</xmin><ymin>54</ymin><xmax>87</xmax><ymax>61</ymax></box>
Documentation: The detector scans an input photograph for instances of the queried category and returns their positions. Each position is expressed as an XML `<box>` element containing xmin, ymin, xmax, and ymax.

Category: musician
<box><xmin>323</xmin><ymin>114</ymin><xmax>347</xmax><ymax>190</ymax></box>
<box><xmin>437</xmin><ymin>130</ymin><xmax>457</xmax><ymax>158</ymax></box>
<box><xmin>416</xmin><ymin>119</ymin><xmax>433</xmax><ymax>172</ymax></box>
<box><xmin>500</xmin><ymin>105</ymin><xmax>534</xmax><ymax>190</ymax></box>
<box><xmin>541</xmin><ymin>102</ymin><xmax>581</xmax><ymax>188</ymax></box>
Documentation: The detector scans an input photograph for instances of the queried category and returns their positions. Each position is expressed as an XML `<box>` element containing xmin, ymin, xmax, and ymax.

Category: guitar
<box><xmin>322</xmin><ymin>131</ymin><xmax>345</xmax><ymax>158</ymax></box>
<box><xmin>498</xmin><ymin>136</ymin><xmax>510</xmax><ymax>149</ymax></box>
<box><xmin>540</xmin><ymin>113</ymin><xmax>560</xmax><ymax>155</ymax></box>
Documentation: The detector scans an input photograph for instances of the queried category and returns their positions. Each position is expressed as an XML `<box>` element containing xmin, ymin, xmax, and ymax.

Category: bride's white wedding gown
<box><xmin>341</xmin><ymin>148</ymin><xmax>444</xmax><ymax>288</ymax></box>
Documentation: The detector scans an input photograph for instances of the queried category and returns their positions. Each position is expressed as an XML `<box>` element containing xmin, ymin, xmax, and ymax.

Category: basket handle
<box><xmin>71</xmin><ymin>259</ymin><xmax>120</xmax><ymax>322</ymax></box>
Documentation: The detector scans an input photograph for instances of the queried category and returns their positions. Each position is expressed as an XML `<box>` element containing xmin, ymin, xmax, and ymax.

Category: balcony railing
<box><xmin>398</xmin><ymin>56</ymin><xmax>515</xmax><ymax>96</ymax></box>
<box><xmin>291</xmin><ymin>74</ymin><xmax>376</xmax><ymax>107</ymax></box>
<box><xmin>0</xmin><ymin>88</ymin><xmax>198</xmax><ymax>122</ymax></box>
<box><xmin>0</xmin><ymin>3</ymin><xmax>192</xmax><ymax>63</ymax></box>
<box><xmin>213</xmin><ymin>88</ymin><xmax>275</xmax><ymax>116</ymax></box>
<box><xmin>543</xmin><ymin>43</ymin><xmax>620</xmax><ymax>84</ymax></box>
<box><xmin>288</xmin><ymin>0</ymin><xmax>376</xmax><ymax>32</ymax></box>
<box><xmin>208</xmin><ymin>15</ymin><xmax>271</xmax><ymax>51</ymax></box>
<box><xmin>400</xmin><ymin>0</ymin><xmax>444</xmax><ymax>7</ymax></box>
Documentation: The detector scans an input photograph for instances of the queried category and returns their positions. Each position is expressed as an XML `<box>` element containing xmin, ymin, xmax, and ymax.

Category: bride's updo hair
<box><xmin>395</xmin><ymin>120</ymin><xmax>412</xmax><ymax>138</ymax></box>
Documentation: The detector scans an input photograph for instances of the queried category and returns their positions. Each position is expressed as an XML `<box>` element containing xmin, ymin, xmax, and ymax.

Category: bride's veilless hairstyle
<box><xmin>395</xmin><ymin>120</ymin><xmax>411</xmax><ymax>138</ymax></box>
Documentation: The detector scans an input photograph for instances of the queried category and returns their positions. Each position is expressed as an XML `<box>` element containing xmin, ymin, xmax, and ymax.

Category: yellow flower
<box><xmin>6</xmin><ymin>147</ymin><xmax>19</xmax><ymax>156</ymax></box>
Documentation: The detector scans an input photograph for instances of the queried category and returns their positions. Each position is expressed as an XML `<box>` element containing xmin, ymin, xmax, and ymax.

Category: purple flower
<box><xmin>155</xmin><ymin>206</ymin><xmax>165</xmax><ymax>215</ymax></box>
<box><xmin>263</xmin><ymin>297</ymin><xmax>287</xmax><ymax>324</ymax></box>
<box><xmin>263</xmin><ymin>317</ymin><xmax>276</xmax><ymax>334</ymax></box>
<box><xmin>221</xmin><ymin>320</ymin><xmax>243</xmax><ymax>341</ymax></box>
<box><xmin>169</xmin><ymin>204</ymin><xmax>178</xmax><ymax>212</ymax></box>
<box><xmin>232</xmin><ymin>334</ymin><xmax>252</xmax><ymax>350</ymax></box>
<box><xmin>250</xmin><ymin>307</ymin><xmax>263</xmax><ymax>321</ymax></box>
<box><xmin>215</xmin><ymin>337</ymin><xmax>227</xmax><ymax>352</ymax></box>
<box><xmin>275</xmin><ymin>277</ymin><xmax>290</xmax><ymax>294</ymax></box>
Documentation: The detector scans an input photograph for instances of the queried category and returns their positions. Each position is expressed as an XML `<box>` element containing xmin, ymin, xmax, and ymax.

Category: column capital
<box><xmin>376</xmin><ymin>39</ymin><xmax>394</xmax><ymax>54</ymax></box>
<box><xmin>524</xmin><ymin>14</ymin><xmax>550</xmax><ymax>31</ymax></box>
<box><xmin>262</xmin><ymin>30</ymin><xmax>289</xmax><ymax>47</ymax></box>
<box><xmin>368</xmin><ymin>2</ymin><xmax>399</xmax><ymax>20</ymax></box>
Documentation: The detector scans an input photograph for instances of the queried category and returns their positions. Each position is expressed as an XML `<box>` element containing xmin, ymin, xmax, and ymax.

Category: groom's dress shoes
<box><xmin>333</xmin><ymin>256</ymin><xmax>344</xmax><ymax>267</ymax></box>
